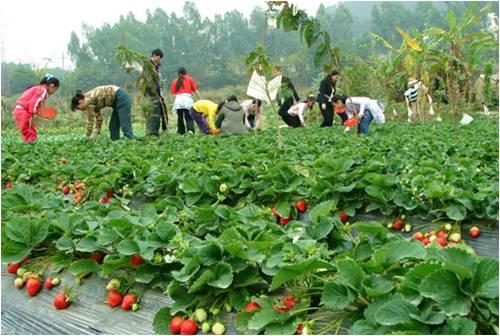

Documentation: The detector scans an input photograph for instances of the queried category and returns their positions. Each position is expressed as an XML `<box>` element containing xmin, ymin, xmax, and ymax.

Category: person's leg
<box><xmin>177</xmin><ymin>109</ymin><xmax>186</xmax><ymax>134</ymax></box>
<box><xmin>357</xmin><ymin>110</ymin><xmax>373</xmax><ymax>135</ymax></box>
<box><xmin>14</xmin><ymin>108</ymin><xmax>37</xmax><ymax>142</ymax></box>
<box><xmin>289</xmin><ymin>116</ymin><xmax>302</xmax><ymax>128</ymax></box>
<box><xmin>146</xmin><ymin>99</ymin><xmax>161</xmax><ymax>136</ymax></box>
<box><xmin>185</xmin><ymin>109</ymin><xmax>195</xmax><ymax>134</ymax></box>
<box><xmin>320</xmin><ymin>104</ymin><xmax>333</xmax><ymax>127</ymax></box>
<box><xmin>160</xmin><ymin>100</ymin><xmax>168</xmax><ymax>131</ymax></box>
<box><xmin>108</xmin><ymin>108</ymin><xmax>120</xmax><ymax>140</ymax></box>
<box><xmin>115</xmin><ymin>89</ymin><xmax>134</xmax><ymax>139</ymax></box>
<box><xmin>189</xmin><ymin>107</ymin><xmax>210</xmax><ymax>134</ymax></box>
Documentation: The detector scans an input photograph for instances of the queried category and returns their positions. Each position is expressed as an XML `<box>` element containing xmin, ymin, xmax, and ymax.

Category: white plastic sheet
<box><xmin>460</xmin><ymin>113</ymin><xmax>474</xmax><ymax>125</ymax></box>
<box><xmin>246</xmin><ymin>70</ymin><xmax>281</xmax><ymax>103</ymax></box>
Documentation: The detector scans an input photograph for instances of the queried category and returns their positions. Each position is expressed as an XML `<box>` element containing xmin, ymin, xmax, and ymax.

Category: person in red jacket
<box><xmin>170</xmin><ymin>67</ymin><xmax>201</xmax><ymax>134</ymax></box>
<box><xmin>12</xmin><ymin>74</ymin><xmax>60</xmax><ymax>142</ymax></box>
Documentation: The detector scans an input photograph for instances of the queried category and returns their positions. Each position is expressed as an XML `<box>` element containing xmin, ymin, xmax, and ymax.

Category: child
<box><xmin>189</xmin><ymin>99</ymin><xmax>220</xmax><ymax>134</ymax></box>
<box><xmin>71</xmin><ymin>85</ymin><xmax>134</xmax><ymax>140</ymax></box>
<box><xmin>241</xmin><ymin>99</ymin><xmax>262</xmax><ymax>130</ymax></box>
<box><xmin>281</xmin><ymin>95</ymin><xmax>316</xmax><ymax>128</ymax></box>
<box><xmin>332</xmin><ymin>95</ymin><xmax>385</xmax><ymax>135</ymax></box>
<box><xmin>215</xmin><ymin>95</ymin><xmax>246</xmax><ymax>135</ymax></box>
<box><xmin>170</xmin><ymin>67</ymin><xmax>201</xmax><ymax>134</ymax></box>
<box><xmin>13</xmin><ymin>74</ymin><xmax>60</xmax><ymax>142</ymax></box>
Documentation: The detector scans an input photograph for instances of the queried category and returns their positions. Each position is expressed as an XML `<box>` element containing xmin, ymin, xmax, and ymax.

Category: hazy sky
<box><xmin>0</xmin><ymin>0</ymin><xmax>336</xmax><ymax>69</ymax></box>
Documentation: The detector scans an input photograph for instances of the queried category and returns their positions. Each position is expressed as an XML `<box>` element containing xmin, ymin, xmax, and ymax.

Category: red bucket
<box><xmin>344</xmin><ymin>118</ymin><xmax>357</xmax><ymax>127</ymax></box>
<box><xmin>37</xmin><ymin>106</ymin><xmax>58</xmax><ymax>119</ymax></box>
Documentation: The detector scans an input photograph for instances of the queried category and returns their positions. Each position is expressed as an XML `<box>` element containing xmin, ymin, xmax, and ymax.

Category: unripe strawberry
<box><xmin>219</xmin><ymin>183</ymin><xmax>228</xmax><ymax>193</ymax></box>
<box><xmin>201</xmin><ymin>322</ymin><xmax>211</xmax><ymax>333</ymax></box>
<box><xmin>106</xmin><ymin>279</ymin><xmax>121</xmax><ymax>291</ymax></box>
<box><xmin>194</xmin><ymin>308</ymin><xmax>207</xmax><ymax>323</ymax></box>
<box><xmin>14</xmin><ymin>278</ymin><xmax>24</xmax><ymax>289</ymax></box>
<box><xmin>212</xmin><ymin>322</ymin><xmax>225</xmax><ymax>335</ymax></box>
<box><xmin>450</xmin><ymin>232</ymin><xmax>461</xmax><ymax>243</ymax></box>
<box><xmin>444</xmin><ymin>223</ymin><xmax>452</xmax><ymax>231</ymax></box>
<box><xmin>404</xmin><ymin>224</ymin><xmax>412</xmax><ymax>232</ymax></box>
<box><xmin>131</xmin><ymin>303</ymin><xmax>140</xmax><ymax>312</ymax></box>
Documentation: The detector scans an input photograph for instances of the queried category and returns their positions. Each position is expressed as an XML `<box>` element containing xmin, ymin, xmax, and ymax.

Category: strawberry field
<box><xmin>1</xmin><ymin>119</ymin><xmax>499</xmax><ymax>335</ymax></box>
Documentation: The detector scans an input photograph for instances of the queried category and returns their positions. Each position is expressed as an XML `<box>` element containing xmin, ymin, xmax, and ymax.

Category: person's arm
<box><xmin>28</xmin><ymin>87</ymin><xmax>48</xmax><ymax>114</ymax></box>
<box><xmin>215</xmin><ymin>110</ymin><xmax>224</xmax><ymax>129</ymax></box>
<box><xmin>318</xmin><ymin>80</ymin><xmax>328</xmax><ymax>109</ymax></box>
<box><xmin>207</xmin><ymin>107</ymin><xmax>218</xmax><ymax>132</ymax></box>
<box><xmin>244</xmin><ymin>108</ymin><xmax>251</xmax><ymax>128</ymax></box>
<box><xmin>298</xmin><ymin>103</ymin><xmax>306</xmax><ymax>126</ymax></box>
<box><xmin>86</xmin><ymin>109</ymin><xmax>95</xmax><ymax>138</ymax></box>
<box><xmin>255</xmin><ymin>107</ymin><xmax>262</xmax><ymax>129</ymax></box>
<box><xmin>191</xmin><ymin>78</ymin><xmax>201</xmax><ymax>99</ymax></box>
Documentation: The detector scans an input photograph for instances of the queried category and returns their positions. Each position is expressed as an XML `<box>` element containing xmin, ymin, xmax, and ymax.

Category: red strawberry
<box><xmin>469</xmin><ymin>226</ymin><xmax>480</xmax><ymax>238</ymax></box>
<box><xmin>393</xmin><ymin>219</ymin><xmax>404</xmax><ymax>230</ymax></box>
<box><xmin>413</xmin><ymin>232</ymin><xmax>424</xmax><ymax>241</ymax></box>
<box><xmin>44</xmin><ymin>277</ymin><xmax>54</xmax><ymax>289</ymax></box>
<box><xmin>295</xmin><ymin>200</ymin><xmax>307</xmax><ymax>213</ymax></box>
<box><xmin>62</xmin><ymin>186</ymin><xmax>71</xmax><ymax>195</ymax></box>
<box><xmin>107</xmin><ymin>290</ymin><xmax>123</xmax><ymax>308</ymax></box>
<box><xmin>53</xmin><ymin>291</ymin><xmax>71</xmax><ymax>309</ymax></box>
<box><xmin>296</xmin><ymin>323</ymin><xmax>304</xmax><ymax>335</ymax></box>
<box><xmin>60</xmin><ymin>158</ymin><xmax>68</xmax><ymax>164</ymax></box>
<box><xmin>280</xmin><ymin>216</ymin><xmax>292</xmax><ymax>226</ymax></box>
<box><xmin>421</xmin><ymin>238</ymin><xmax>430</xmax><ymax>246</ymax></box>
<box><xmin>26</xmin><ymin>278</ymin><xmax>41</xmax><ymax>296</ymax></box>
<box><xmin>89</xmin><ymin>252</ymin><xmax>104</xmax><ymax>264</ymax></box>
<box><xmin>437</xmin><ymin>230</ymin><xmax>448</xmax><ymax>238</ymax></box>
<box><xmin>7</xmin><ymin>262</ymin><xmax>20</xmax><ymax>274</ymax></box>
<box><xmin>130</xmin><ymin>255</ymin><xmax>143</xmax><ymax>266</ymax></box>
<box><xmin>283</xmin><ymin>295</ymin><xmax>298</xmax><ymax>309</ymax></box>
<box><xmin>272</xmin><ymin>207</ymin><xmax>279</xmax><ymax>218</ymax></box>
<box><xmin>243</xmin><ymin>302</ymin><xmax>261</xmax><ymax>312</ymax></box>
<box><xmin>99</xmin><ymin>198</ymin><xmax>110</xmax><ymax>204</ymax></box>
<box><xmin>339</xmin><ymin>211</ymin><xmax>349</xmax><ymax>223</ymax></box>
<box><xmin>170</xmin><ymin>316</ymin><xmax>185</xmax><ymax>334</ymax></box>
<box><xmin>272</xmin><ymin>305</ymin><xmax>288</xmax><ymax>313</ymax></box>
<box><xmin>21</xmin><ymin>257</ymin><xmax>30</xmax><ymax>265</ymax></box>
<box><xmin>106</xmin><ymin>189</ymin><xmax>113</xmax><ymax>198</ymax></box>
<box><xmin>180</xmin><ymin>319</ymin><xmax>198</xmax><ymax>335</ymax></box>
<box><xmin>435</xmin><ymin>237</ymin><xmax>447</xmax><ymax>247</ymax></box>
<box><xmin>5</xmin><ymin>182</ymin><xmax>13</xmax><ymax>189</ymax></box>
<box><xmin>121</xmin><ymin>293</ymin><xmax>137</xmax><ymax>310</ymax></box>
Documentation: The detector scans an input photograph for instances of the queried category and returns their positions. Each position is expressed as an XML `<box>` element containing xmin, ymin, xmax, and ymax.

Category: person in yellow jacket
<box><xmin>189</xmin><ymin>99</ymin><xmax>220</xmax><ymax>134</ymax></box>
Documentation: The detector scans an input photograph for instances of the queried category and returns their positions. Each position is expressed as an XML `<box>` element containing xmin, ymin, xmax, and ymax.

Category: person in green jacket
<box><xmin>215</xmin><ymin>95</ymin><xmax>246</xmax><ymax>135</ymax></box>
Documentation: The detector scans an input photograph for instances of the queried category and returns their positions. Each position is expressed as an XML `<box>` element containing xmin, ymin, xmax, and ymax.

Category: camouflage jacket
<box><xmin>84</xmin><ymin>85</ymin><xmax>119</xmax><ymax>137</ymax></box>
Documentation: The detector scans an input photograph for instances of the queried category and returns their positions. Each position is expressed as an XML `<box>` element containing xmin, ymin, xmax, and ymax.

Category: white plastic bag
<box><xmin>246</xmin><ymin>70</ymin><xmax>281</xmax><ymax>103</ymax></box>
<box><xmin>460</xmin><ymin>113</ymin><xmax>474</xmax><ymax>125</ymax></box>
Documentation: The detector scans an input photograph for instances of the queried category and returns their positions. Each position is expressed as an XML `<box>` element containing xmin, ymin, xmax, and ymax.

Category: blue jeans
<box><xmin>358</xmin><ymin>110</ymin><xmax>373</xmax><ymax>135</ymax></box>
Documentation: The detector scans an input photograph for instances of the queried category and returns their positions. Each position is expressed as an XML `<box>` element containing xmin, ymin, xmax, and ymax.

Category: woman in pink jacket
<box><xmin>12</xmin><ymin>74</ymin><xmax>60</xmax><ymax>142</ymax></box>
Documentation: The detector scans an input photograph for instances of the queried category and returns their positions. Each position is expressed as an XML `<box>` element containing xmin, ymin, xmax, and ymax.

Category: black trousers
<box><xmin>281</xmin><ymin>113</ymin><xmax>301</xmax><ymax>128</ymax></box>
<box><xmin>320</xmin><ymin>103</ymin><xmax>333</xmax><ymax>127</ymax></box>
<box><xmin>176</xmin><ymin>108</ymin><xmax>195</xmax><ymax>134</ymax></box>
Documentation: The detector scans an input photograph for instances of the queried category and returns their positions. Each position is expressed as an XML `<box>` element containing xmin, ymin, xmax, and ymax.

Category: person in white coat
<box><xmin>332</xmin><ymin>95</ymin><xmax>385</xmax><ymax>134</ymax></box>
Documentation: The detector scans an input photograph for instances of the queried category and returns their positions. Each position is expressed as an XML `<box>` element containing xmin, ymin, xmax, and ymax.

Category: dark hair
<box><xmin>304</xmin><ymin>95</ymin><xmax>316</xmax><ymax>106</ymax></box>
<box><xmin>252</xmin><ymin>99</ymin><xmax>262</xmax><ymax>107</ymax></box>
<box><xmin>40</xmin><ymin>74</ymin><xmax>60</xmax><ymax>87</ymax></box>
<box><xmin>332</xmin><ymin>94</ymin><xmax>347</xmax><ymax>104</ymax></box>
<box><xmin>175</xmin><ymin>67</ymin><xmax>187</xmax><ymax>91</ymax></box>
<box><xmin>217</xmin><ymin>95</ymin><xmax>238</xmax><ymax>113</ymax></box>
<box><xmin>326</xmin><ymin>70</ymin><xmax>339</xmax><ymax>88</ymax></box>
<box><xmin>71</xmin><ymin>90</ymin><xmax>85</xmax><ymax>111</ymax></box>
<box><xmin>151</xmin><ymin>49</ymin><xmax>164</xmax><ymax>58</ymax></box>
<box><xmin>226</xmin><ymin>95</ymin><xmax>238</xmax><ymax>102</ymax></box>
